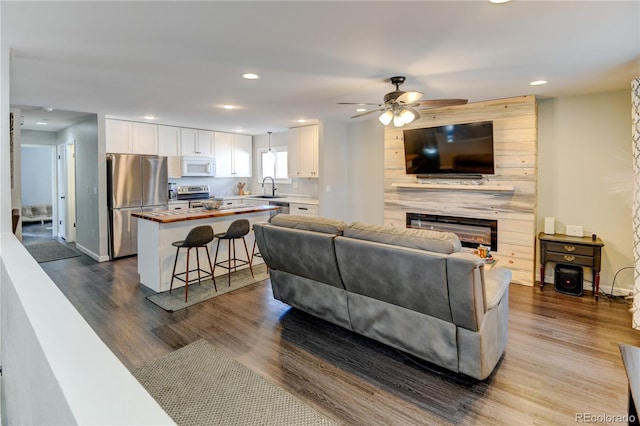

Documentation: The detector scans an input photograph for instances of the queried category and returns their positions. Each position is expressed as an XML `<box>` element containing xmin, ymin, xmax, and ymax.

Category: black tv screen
<box><xmin>403</xmin><ymin>121</ymin><xmax>495</xmax><ymax>176</ymax></box>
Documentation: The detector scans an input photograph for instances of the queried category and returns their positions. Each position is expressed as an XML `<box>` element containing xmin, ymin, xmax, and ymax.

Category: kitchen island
<box><xmin>132</xmin><ymin>205</ymin><xmax>279</xmax><ymax>292</ymax></box>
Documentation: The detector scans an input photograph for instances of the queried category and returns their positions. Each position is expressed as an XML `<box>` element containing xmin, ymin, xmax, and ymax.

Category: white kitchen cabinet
<box><xmin>158</xmin><ymin>125</ymin><xmax>182</xmax><ymax>178</ymax></box>
<box><xmin>106</xmin><ymin>119</ymin><xmax>159</xmax><ymax>155</ymax></box>
<box><xmin>288</xmin><ymin>124</ymin><xmax>319</xmax><ymax>178</ymax></box>
<box><xmin>214</xmin><ymin>132</ymin><xmax>252</xmax><ymax>178</ymax></box>
<box><xmin>180</xmin><ymin>128</ymin><xmax>214</xmax><ymax>157</ymax></box>
<box><xmin>220</xmin><ymin>197</ymin><xmax>245</xmax><ymax>208</ymax></box>
<box><xmin>132</xmin><ymin>122</ymin><xmax>158</xmax><ymax>155</ymax></box>
<box><xmin>290</xmin><ymin>202</ymin><xmax>319</xmax><ymax>217</ymax></box>
<box><xmin>106</xmin><ymin>119</ymin><xmax>132</xmax><ymax>153</ymax></box>
<box><xmin>168</xmin><ymin>201</ymin><xmax>189</xmax><ymax>211</ymax></box>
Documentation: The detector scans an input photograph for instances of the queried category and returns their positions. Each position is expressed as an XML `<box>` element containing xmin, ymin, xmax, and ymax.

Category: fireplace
<box><xmin>406</xmin><ymin>213</ymin><xmax>498</xmax><ymax>251</ymax></box>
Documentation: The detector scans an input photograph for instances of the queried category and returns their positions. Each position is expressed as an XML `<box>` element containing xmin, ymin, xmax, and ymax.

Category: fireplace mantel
<box><xmin>391</xmin><ymin>183</ymin><xmax>515</xmax><ymax>192</ymax></box>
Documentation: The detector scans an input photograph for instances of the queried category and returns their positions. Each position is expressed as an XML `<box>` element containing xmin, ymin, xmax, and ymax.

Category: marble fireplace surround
<box><xmin>384</xmin><ymin>96</ymin><xmax>537</xmax><ymax>286</ymax></box>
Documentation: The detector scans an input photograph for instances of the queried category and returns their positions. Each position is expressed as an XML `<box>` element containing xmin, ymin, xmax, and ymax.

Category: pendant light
<box><xmin>266</xmin><ymin>131</ymin><xmax>275</xmax><ymax>160</ymax></box>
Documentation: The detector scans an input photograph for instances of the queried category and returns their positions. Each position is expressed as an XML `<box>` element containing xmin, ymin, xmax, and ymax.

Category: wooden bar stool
<box><xmin>213</xmin><ymin>219</ymin><xmax>254</xmax><ymax>286</ymax></box>
<box><xmin>169</xmin><ymin>225</ymin><xmax>216</xmax><ymax>302</ymax></box>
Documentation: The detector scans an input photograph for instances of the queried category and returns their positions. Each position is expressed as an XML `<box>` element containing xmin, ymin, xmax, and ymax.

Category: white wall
<box><xmin>58</xmin><ymin>116</ymin><xmax>102</xmax><ymax>259</ymax></box>
<box><xmin>538</xmin><ymin>90</ymin><xmax>634</xmax><ymax>294</ymax></box>
<box><xmin>346</xmin><ymin>119</ymin><xmax>384</xmax><ymax>224</ymax></box>
<box><xmin>21</xmin><ymin>145</ymin><xmax>54</xmax><ymax>206</ymax></box>
<box><xmin>319</xmin><ymin>120</ymin><xmax>349</xmax><ymax>221</ymax></box>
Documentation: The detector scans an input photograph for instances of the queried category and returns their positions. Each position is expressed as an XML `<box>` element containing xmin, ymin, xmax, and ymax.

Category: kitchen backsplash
<box><xmin>170</xmin><ymin>176</ymin><xmax>319</xmax><ymax>199</ymax></box>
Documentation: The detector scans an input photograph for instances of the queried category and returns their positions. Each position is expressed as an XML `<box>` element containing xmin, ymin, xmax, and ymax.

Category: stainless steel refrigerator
<box><xmin>107</xmin><ymin>154</ymin><xmax>168</xmax><ymax>259</ymax></box>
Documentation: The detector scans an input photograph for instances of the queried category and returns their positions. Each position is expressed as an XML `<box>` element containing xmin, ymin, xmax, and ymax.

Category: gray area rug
<box><xmin>24</xmin><ymin>240</ymin><xmax>81</xmax><ymax>263</ymax></box>
<box><xmin>147</xmin><ymin>264</ymin><xmax>268</xmax><ymax>312</ymax></box>
<box><xmin>132</xmin><ymin>339</ymin><xmax>336</xmax><ymax>426</ymax></box>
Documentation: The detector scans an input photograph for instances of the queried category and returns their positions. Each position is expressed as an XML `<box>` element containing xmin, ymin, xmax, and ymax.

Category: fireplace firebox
<box><xmin>406</xmin><ymin>213</ymin><xmax>498</xmax><ymax>251</ymax></box>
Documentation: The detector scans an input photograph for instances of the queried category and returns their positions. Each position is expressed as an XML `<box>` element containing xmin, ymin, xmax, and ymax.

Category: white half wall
<box><xmin>0</xmin><ymin>234</ymin><xmax>174</xmax><ymax>425</ymax></box>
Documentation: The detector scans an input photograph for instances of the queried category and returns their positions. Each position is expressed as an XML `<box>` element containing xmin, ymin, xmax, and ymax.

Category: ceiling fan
<box><xmin>338</xmin><ymin>76</ymin><xmax>468</xmax><ymax>127</ymax></box>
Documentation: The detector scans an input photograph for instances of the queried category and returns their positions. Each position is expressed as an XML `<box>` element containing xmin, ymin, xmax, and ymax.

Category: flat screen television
<box><xmin>403</xmin><ymin>121</ymin><xmax>495</xmax><ymax>177</ymax></box>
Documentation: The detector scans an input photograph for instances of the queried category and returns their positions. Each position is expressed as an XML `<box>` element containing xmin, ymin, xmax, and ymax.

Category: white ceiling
<box><xmin>3</xmin><ymin>1</ymin><xmax>639</xmax><ymax>135</ymax></box>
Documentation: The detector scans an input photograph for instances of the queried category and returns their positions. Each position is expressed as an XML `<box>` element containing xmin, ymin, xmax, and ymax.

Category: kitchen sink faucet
<box><xmin>261</xmin><ymin>176</ymin><xmax>276</xmax><ymax>197</ymax></box>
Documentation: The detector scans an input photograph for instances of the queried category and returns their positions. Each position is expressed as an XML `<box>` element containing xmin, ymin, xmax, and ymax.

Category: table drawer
<box><xmin>546</xmin><ymin>242</ymin><xmax>595</xmax><ymax>257</ymax></box>
<box><xmin>547</xmin><ymin>252</ymin><xmax>595</xmax><ymax>267</ymax></box>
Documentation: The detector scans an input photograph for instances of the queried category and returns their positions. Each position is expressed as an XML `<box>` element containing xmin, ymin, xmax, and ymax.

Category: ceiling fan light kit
<box><xmin>378</xmin><ymin>110</ymin><xmax>394</xmax><ymax>125</ymax></box>
<box><xmin>340</xmin><ymin>76</ymin><xmax>468</xmax><ymax>128</ymax></box>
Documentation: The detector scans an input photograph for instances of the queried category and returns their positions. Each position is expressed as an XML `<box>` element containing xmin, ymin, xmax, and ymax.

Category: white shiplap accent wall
<box><xmin>384</xmin><ymin>96</ymin><xmax>537</xmax><ymax>286</ymax></box>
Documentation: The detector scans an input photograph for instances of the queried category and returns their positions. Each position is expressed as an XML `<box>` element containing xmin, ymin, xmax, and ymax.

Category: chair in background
<box><xmin>213</xmin><ymin>219</ymin><xmax>254</xmax><ymax>286</ymax></box>
<box><xmin>169</xmin><ymin>225</ymin><xmax>216</xmax><ymax>302</ymax></box>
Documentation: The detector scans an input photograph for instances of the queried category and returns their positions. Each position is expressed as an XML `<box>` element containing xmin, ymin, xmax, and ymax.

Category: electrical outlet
<box><xmin>293</xmin><ymin>182</ymin><xmax>298</xmax><ymax>189</ymax></box>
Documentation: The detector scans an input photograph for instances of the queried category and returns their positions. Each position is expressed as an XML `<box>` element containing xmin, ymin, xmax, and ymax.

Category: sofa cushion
<box><xmin>343</xmin><ymin>222</ymin><xmax>461</xmax><ymax>254</ymax></box>
<box><xmin>22</xmin><ymin>206</ymin><xmax>33</xmax><ymax>217</ymax></box>
<box><xmin>269</xmin><ymin>214</ymin><xmax>347</xmax><ymax>235</ymax></box>
<box><xmin>32</xmin><ymin>205</ymin><xmax>50</xmax><ymax>216</ymax></box>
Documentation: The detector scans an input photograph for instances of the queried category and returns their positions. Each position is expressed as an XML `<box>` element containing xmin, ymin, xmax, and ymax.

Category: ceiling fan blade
<box><xmin>338</xmin><ymin>102</ymin><xmax>383</xmax><ymax>106</ymax></box>
<box><xmin>416</xmin><ymin>99</ymin><xmax>468</xmax><ymax>108</ymax></box>
<box><xmin>397</xmin><ymin>90</ymin><xmax>424</xmax><ymax>104</ymax></box>
<box><xmin>350</xmin><ymin>108</ymin><xmax>384</xmax><ymax>119</ymax></box>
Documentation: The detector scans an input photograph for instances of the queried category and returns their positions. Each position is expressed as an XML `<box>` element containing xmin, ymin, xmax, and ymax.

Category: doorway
<box><xmin>21</xmin><ymin>144</ymin><xmax>56</xmax><ymax>241</ymax></box>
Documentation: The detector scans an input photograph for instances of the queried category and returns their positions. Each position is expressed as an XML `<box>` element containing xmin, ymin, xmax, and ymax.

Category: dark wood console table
<box><xmin>538</xmin><ymin>232</ymin><xmax>604</xmax><ymax>300</ymax></box>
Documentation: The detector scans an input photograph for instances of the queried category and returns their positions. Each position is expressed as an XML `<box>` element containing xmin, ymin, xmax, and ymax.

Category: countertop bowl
<box><xmin>202</xmin><ymin>199</ymin><xmax>223</xmax><ymax>210</ymax></box>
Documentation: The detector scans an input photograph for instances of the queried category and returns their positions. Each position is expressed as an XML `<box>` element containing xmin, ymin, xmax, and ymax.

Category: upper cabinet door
<box><xmin>288</xmin><ymin>124</ymin><xmax>318</xmax><ymax>178</ymax></box>
<box><xmin>214</xmin><ymin>132</ymin><xmax>252</xmax><ymax>178</ymax></box>
<box><xmin>132</xmin><ymin>122</ymin><xmax>159</xmax><ymax>155</ymax></box>
<box><xmin>233</xmin><ymin>134</ymin><xmax>252</xmax><ymax>177</ymax></box>
<box><xmin>180</xmin><ymin>128</ymin><xmax>199</xmax><ymax>156</ymax></box>
<box><xmin>106</xmin><ymin>119</ymin><xmax>133</xmax><ymax>153</ymax></box>
<box><xmin>158</xmin><ymin>125</ymin><xmax>182</xmax><ymax>178</ymax></box>
<box><xmin>214</xmin><ymin>132</ymin><xmax>234</xmax><ymax>177</ymax></box>
<box><xmin>197</xmin><ymin>130</ymin><xmax>215</xmax><ymax>157</ymax></box>
<box><xmin>299</xmin><ymin>124</ymin><xmax>318</xmax><ymax>177</ymax></box>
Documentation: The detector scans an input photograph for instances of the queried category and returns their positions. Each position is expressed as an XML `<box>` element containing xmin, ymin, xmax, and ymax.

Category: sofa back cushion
<box><xmin>253</xmin><ymin>222</ymin><xmax>345</xmax><ymax>290</ymax></box>
<box><xmin>269</xmin><ymin>214</ymin><xmax>346</xmax><ymax>235</ymax></box>
<box><xmin>335</xmin><ymin>237</ymin><xmax>453</xmax><ymax>323</ymax></box>
<box><xmin>344</xmin><ymin>222</ymin><xmax>461</xmax><ymax>254</ymax></box>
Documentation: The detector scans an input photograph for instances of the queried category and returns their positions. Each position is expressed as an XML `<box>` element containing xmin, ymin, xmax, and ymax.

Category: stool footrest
<box><xmin>172</xmin><ymin>268</ymin><xmax>213</xmax><ymax>284</ymax></box>
<box><xmin>215</xmin><ymin>258</ymin><xmax>250</xmax><ymax>271</ymax></box>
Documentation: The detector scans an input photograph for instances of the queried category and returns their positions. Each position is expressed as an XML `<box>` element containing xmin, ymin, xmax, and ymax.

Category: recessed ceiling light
<box><xmin>242</xmin><ymin>73</ymin><xmax>259</xmax><ymax>80</ymax></box>
<box><xmin>221</xmin><ymin>104</ymin><xmax>236</xmax><ymax>110</ymax></box>
<box><xmin>36</xmin><ymin>121</ymin><xmax>48</xmax><ymax>125</ymax></box>
<box><xmin>356</xmin><ymin>108</ymin><xmax>367</xmax><ymax>112</ymax></box>
<box><xmin>296</xmin><ymin>119</ymin><xmax>307</xmax><ymax>123</ymax></box>
<box><xmin>490</xmin><ymin>0</ymin><xmax>511</xmax><ymax>3</ymax></box>
<box><xmin>143</xmin><ymin>115</ymin><xmax>156</xmax><ymax>120</ymax></box>
<box><xmin>530</xmin><ymin>80</ymin><xmax>548</xmax><ymax>86</ymax></box>
<box><xmin>43</xmin><ymin>107</ymin><xmax>54</xmax><ymax>112</ymax></box>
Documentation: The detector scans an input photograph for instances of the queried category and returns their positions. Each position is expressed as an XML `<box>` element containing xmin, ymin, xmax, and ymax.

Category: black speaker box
<box><xmin>554</xmin><ymin>263</ymin><xmax>583</xmax><ymax>296</ymax></box>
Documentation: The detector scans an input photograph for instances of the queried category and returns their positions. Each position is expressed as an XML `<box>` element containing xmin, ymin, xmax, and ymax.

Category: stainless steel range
<box><xmin>177</xmin><ymin>185</ymin><xmax>210</xmax><ymax>208</ymax></box>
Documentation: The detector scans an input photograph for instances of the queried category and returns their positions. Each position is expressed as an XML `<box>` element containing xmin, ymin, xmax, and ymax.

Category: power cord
<box><xmin>599</xmin><ymin>266</ymin><xmax>635</xmax><ymax>303</ymax></box>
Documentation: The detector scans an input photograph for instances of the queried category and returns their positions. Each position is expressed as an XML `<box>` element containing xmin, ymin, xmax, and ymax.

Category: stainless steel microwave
<box><xmin>181</xmin><ymin>156</ymin><xmax>216</xmax><ymax>177</ymax></box>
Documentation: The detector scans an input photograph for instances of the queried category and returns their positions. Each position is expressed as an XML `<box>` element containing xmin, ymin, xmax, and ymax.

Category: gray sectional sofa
<box><xmin>254</xmin><ymin>214</ymin><xmax>512</xmax><ymax>380</ymax></box>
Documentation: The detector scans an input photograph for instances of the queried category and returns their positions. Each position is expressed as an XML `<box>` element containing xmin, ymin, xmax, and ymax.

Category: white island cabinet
<box><xmin>132</xmin><ymin>205</ymin><xmax>277</xmax><ymax>293</ymax></box>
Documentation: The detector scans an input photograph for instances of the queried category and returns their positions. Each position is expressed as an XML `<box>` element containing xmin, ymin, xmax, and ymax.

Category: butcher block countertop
<box><xmin>132</xmin><ymin>205</ymin><xmax>279</xmax><ymax>224</ymax></box>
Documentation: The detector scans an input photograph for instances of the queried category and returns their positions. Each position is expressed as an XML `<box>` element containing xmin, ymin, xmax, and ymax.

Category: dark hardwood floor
<box><xmin>25</xmin><ymin>225</ymin><xmax>640</xmax><ymax>425</ymax></box>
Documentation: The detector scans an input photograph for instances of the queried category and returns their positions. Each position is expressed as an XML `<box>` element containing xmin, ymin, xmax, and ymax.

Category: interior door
<box><xmin>66</xmin><ymin>142</ymin><xmax>76</xmax><ymax>242</ymax></box>
<box><xmin>57</xmin><ymin>144</ymin><xmax>67</xmax><ymax>239</ymax></box>
<box><xmin>56</xmin><ymin>140</ymin><xmax>77</xmax><ymax>242</ymax></box>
